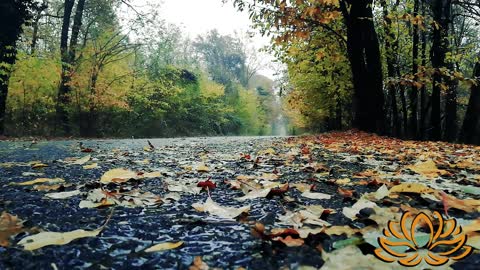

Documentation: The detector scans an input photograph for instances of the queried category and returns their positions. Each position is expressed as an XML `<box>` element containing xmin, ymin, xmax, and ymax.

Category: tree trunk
<box><xmin>0</xmin><ymin>0</ymin><xmax>33</xmax><ymax>135</ymax></box>
<box><xmin>419</xmin><ymin>0</ymin><xmax>428</xmax><ymax>140</ymax></box>
<box><xmin>87</xmin><ymin>67</ymin><xmax>99</xmax><ymax>137</ymax></box>
<box><xmin>429</xmin><ymin>0</ymin><xmax>452</xmax><ymax>141</ymax></box>
<box><xmin>459</xmin><ymin>56</ymin><xmax>480</xmax><ymax>144</ymax></box>
<box><xmin>409</xmin><ymin>0</ymin><xmax>420</xmax><ymax>139</ymax></box>
<box><xmin>340</xmin><ymin>0</ymin><xmax>385</xmax><ymax>134</ymax></box>
<box><xmin>56</xmin><ymin>0</ymin><xmax>86</xmax><ymax>136</ymax></box>
<box><xmin>56</xmin><ymin>0</ymin><xmax>75</xmax><ymax>135</ymax></box>
<box><xmin>381</xmin><ymin>0</ymin><xmax>400</xmax><ymax>137</ymax></box>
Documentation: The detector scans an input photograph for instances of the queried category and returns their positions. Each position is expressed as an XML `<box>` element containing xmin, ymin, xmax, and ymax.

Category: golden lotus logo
<box><xmin>374</xmin><ymin>211</ymin><xmax>472</xmax><ymax>267</ymax></box>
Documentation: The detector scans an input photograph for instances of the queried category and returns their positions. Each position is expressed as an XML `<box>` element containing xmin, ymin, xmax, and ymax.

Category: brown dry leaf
<box><xmin>292</xmin><ymin>183</ymin><xmax>312</xmax><ymax>193</ymax></box>
<box><xmin>11</xmin><ymin>178</ymin><xmax>65</xmax><ymax>186</ymax></box>
<box><xmin>145</xmin><ymin>241</ymin><xmax>184</xmax><ymax>252</ymax></box>
<box><xmin>337</xmin><ymin>187</ymin><xmax>354</xmax><ymax>198</ymax></box>
<box><xmin>439</xmin><ymin>193</ymin><xmax>480</xmax><ymax>212</ymax></box>
<box><xmin>33</xmin><ymin>184</ymin><xmax>64</xmax><ymax>191</ymax></box>
<box><xmin>323</xmin><ymin>226</ymin><xmax>359</xmax><ymax>237</ymax></box>
<box><xmin>274</xmin><ymin>235</ymin><xmax>304</xmax><ymax>247</ymax></box>
<box><xmin>454</xmin><ymin>158</ymin><xmax>480</xmax><ymax>171</ymax></box>
<box><xmin>189</xmin><ymin>256</ymin><xmax>209</xmax><ymax>270</ymax></box>
<box><xmin>407</xmin><ymin>159</ymin><xmax>450</xmax><ymax>178</ymax></box>
<box><xmin>388</xmin><ymin>182</ymin><xmax>436</xmax><ymax>194</ymax></box>
<box><xmin>0</xmin><ymin>212</ymin><xmax>24</xmax><ymax>247</ymax></box>
<box><xmin>321</xmin><ymin>246</ymin><xmax>410</xmax><ymax>270</ymax></box>
<box><xmin>462</xmin><ymin>218</ymin><xmax>480</xmax><ymax>234</ymax></box>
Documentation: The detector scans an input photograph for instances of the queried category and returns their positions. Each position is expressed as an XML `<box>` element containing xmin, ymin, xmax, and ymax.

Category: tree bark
<box><xmin>429</xmin><ymin>0</ymin><xmax>452</xmax><ymax>141</ymax></box>
<box><xmin>56</xmin><ymin>0</ymin><xmax>75</xmax><ymax>135</ymax></box>
<box><xmin>409</xmin><ymin>0</ymin><xmax>420</xmax><ymax>139</ymax></box>
<box><xmin>459</xmin><ymin>55</ymin><xmax>480</xmax><ymax>144</ymax></box>
<box><xmin>381</xmin><ymin>0</ymin><xmax>400</xmax><ymax>137</ymax></box>
<box><xmin>56</xmin><ymin>0</ymin><xmax>86</xmax><ymax>136</ymax></box>
<box><xmin>340</xmin><ymin>0</ymin><xmax>385</xmax><ymax>134</ymax></box>
<box><xmin>0</xmin><ymin>0</ymin><xmax>33</xmax><ymax>135</ymax></box>
<box><xmin>419</xmin><ymin>0</ymin><xmax>428</xmax><ymax>140</ymax></box>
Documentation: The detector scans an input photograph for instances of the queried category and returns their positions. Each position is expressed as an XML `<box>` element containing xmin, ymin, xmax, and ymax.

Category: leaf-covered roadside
<box><xmin>0</xmin><ymin>131</ymin><xmax>479</xmax><ymax>269</ymax></box>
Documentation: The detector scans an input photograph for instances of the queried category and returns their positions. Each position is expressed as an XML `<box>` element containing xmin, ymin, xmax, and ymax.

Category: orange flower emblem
<box><xmin>374</xmin><ymin>211</ymin><xmax>473</xmax><ymax>267</ymax></box>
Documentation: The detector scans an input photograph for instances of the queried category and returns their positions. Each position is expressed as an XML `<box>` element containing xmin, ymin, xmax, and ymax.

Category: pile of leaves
<box><xmin>0</xmin><ymin>131</ymin><xmax>479</xmax><ymax>269</ymax></box>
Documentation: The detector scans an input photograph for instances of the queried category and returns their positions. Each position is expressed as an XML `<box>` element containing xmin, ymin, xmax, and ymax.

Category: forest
<box><xmin>1</xmin><ymin>0</ymin><xmax>480</xmax><ymax>143</ymax></box>
<box><xmin>229</xmin><ymin>0</ymin><xmax>480</xmax><ymax>144</ymax></box>
<box><xmin>0</xmin><ymin>0</ymin><xmax>279</xmax><ymax>138</ymax></box>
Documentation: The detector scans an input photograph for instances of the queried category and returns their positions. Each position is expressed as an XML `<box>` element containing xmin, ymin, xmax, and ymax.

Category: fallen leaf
<box><xmin>301</xmin><ymin>191</ymin><xmax>332</xmax><ymax>200</ymax></box>
<box><xmin>388</xmin><ymin>182</ymin><xmax>435</xmax><ymax>194</ymax></box>
<box><xmin>31</xmin><ymin>163</ymin><xmax>48</xmax><ymax>169</ymax></box>
<box><xmin>100</xmin><ymin>168</ymin><xmax>138</xmax><ymax>184</ymax></box>
<box><xmin>321</xmin><ymin>246</ymin><xmax>407</xmax><ymax>270</ymax></box>
<box><xmin>11</xmin><ymin>178</ymin><xmax>65</xmax><ymax>186</ymax></box>
<box><xmin>145</xmin><ymin>241</ymin><xmax>184</xmax><ymax>252</ymax></box>
<box><xmin>71</xmin><ymin>155</ymin><xmax>91</xmax><ymax>165</ymax></box>
<box><xmin>407</xmin><ymin>159</ymin><xmax>449</xmax><ymax>178</ymax></box>
<box><xmin>197</xmin><ymin>180</ymin><xmax>217</xmax><ymax>190</ymax></box>
<box><xmin>342</xmin><ymin>199</ymin><xmax>377</xmax><ymax>220</ymax></box>
<box><xmin>236</xmin><ymin>188</ymin><xmax>271</xmax><ymax>201</ymax></box>
<box><xmin>196</xmin><ymin>163</ymin><xmax>210</xmax><ymax>173</ymax></box>
<box><xmin>0</xmin><ymin>212</ymin><xmax>23</xmax><ymax>247</ymax></box>
<box><xmin>192</xmin><ymin>197</ymin><xmax>250</xmax><ymax>219</ymax></box>
<box><xmin>83</xmin><ymin>163</ymin><xmax>99</xmax><ymax>170</ymax></box>
<box><xmin>189</xmin><ymin>256</ymin><xmax>209</xmax><ymax>270</ymax></box>
<box><xmin>17</xmin><ymin>228</ymin><xmax>102</xmax><ymax>251</ymax></box>
<box><xmin>45</xmin><ymin>190</ymin><xmax>81</xmax><ymax>199</ymax></box>
<box><xmin>274</xmin><ymin>235</ymin><xmax>304</xmax><ymax>247</ymax></box>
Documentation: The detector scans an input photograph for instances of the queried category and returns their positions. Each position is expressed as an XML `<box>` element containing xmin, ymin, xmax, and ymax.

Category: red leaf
<box><xmin>197</xmin><ymin>179</ymin><xmax>217</xmax><ymax>190</ymax></box>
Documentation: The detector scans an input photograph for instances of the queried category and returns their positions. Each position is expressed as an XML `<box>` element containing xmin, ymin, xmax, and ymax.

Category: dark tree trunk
<box><xmin>56</xmin><ymin>0</ymin><xmax>75</xmax><ymax>135</ymax></box>
<box><xmin>419</xmin><ymin>0</ymin><xmax>428</xmax><ymax>140</ymax></box>
<box><xmin>86</xmin><ymin>68</ymin><xmax>99</xmax><ymax>137</ymax></box>
<box><xmin>409</xmin><ymin>0</ymin><xmax>420</xmax><ymax>139</ymax></box>
<box><xmin>429</xmin><ymin>0</ymin><xmax>452</xmax><ymax>141</ymax></box>
<box><xmin>381</xmin><ymin>0</ymin><xmax>400</xmax><ymax>137</ymax></box>
<box><xmin>399</xmin><ymin>84</ymin><xmax>409</xmax><ymax>137</ymax></box>
<box><xmin>57</xmin><ymin>0</ymin><xmax>86</xmax><ymax>136</ymax></box>
<box><xmin>340</xmin><ymin>0</ymin><xmax>385</xmax><ymax>134</ymax></box>
<box><xmin>459</xmin><ymin>56</ymin><xmax>480</xmax><ymax>144</ymax></box>
<box><xmin>335</xmin><ymin>98</ymin><xmax>343</xmax><ymax>130</ymax></box>
<box><xmin>0</xmin><ymin>0</ymin><xmax>34</xmax><ymax>135</ymax></box>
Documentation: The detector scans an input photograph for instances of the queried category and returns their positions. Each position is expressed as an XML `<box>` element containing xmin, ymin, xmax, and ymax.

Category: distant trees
<box><xmin>0</xmin><ymin>0</ymin><xmax>37</xmax><ymax>135</ymax></box>
<box><xmin>229</xmin><ymin>0</ymin><xmax>480</xmax><ymax>144</ymax></box>
<box><xmin>0</xmin><ymin>0</ymin><xmax>274</xmax><ymax>137</ymax></box>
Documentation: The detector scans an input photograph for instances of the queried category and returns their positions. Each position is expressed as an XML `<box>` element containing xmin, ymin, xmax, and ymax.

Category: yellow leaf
<box><xmin>407</xmin><ymin>160</ymin><xmax>449</xmax><ymax>178</ymax></box>
<box><xmin>31</xmin><ymin>163</ymin><xmax>48</xmax><ymax>169</ymax></box>
<box><xmin>100</xmin><ymin>168</ymin><xmax>137</xmax><ymax>184</ymax></box>
<box><xmin>17</xmin><ymin>229</ymin><xmax>102</xmax><ymax>251</ymax></box>
<box><xmin>83</xmin><ymin>163</ymin><xmax>99</xmax><ymax>170</ymax></box>
<box><xmin>11</xmin><ymin>178</ymin><xmax>65</xmax><ymax>186</ymax></box>
<box><xmin>145</xmin><ymin>241</ymin><xmax>184</xmax><ymax>252</ymax></box>
<box><xmin>196</xmin><ymin>163</ymin><xmax>210</xmax><ymax>173</ymax></box>
<box><xmin>71</xmin><ymin>155</ymin><xmax>91</xmax><ymax>165</ymax></box>
<box><xmin>389</xmin><ymin>183</ymin><xmax>435</xmax><ymax>194</ymax></box>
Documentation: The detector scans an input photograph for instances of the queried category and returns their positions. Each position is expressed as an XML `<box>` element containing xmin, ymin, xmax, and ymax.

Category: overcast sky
<box><xmin>128</xmin><ymin>0</ymin><xmax>276</xmax><ymax>78</ymax></box>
